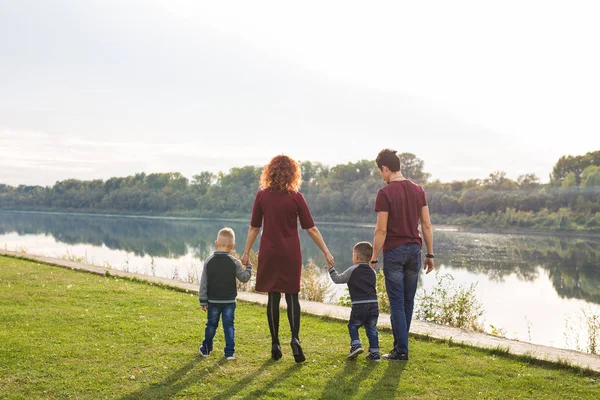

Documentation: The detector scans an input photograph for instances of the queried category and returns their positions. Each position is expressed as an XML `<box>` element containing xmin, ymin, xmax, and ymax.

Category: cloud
<box><xmin>0</xmin><ymin>127</ymin><xmax>272</xmax><ymax>185</ymax></box>
<box><xmin>0</xmin><ymin>1</ymin><xmax>572</xmax><ymax>186</ymax></box>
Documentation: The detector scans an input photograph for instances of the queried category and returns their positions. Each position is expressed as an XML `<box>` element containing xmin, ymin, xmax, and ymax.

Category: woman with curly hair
<box><xmin>241</xmin><ymin>155</ymin><xmax>334</xmax><ymax>362</ymax></box>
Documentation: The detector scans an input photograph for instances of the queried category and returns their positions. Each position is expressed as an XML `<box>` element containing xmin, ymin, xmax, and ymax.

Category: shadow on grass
<box><xmin>321</xmin><ymin>359</ymin><xmax>379</xmax><ymax>399</ymax></box>
<box><xmin>234</xmin><ymin>363</ymin><xmax>304</xmax><ymax>400</ymax></box>
<box><xmin>210</xmin><ymin>359</ymin><xmax>275</xmax><ymax>400</ymax></box>
<box><xmin>120</xmin><ymin>357</ymin><xmax>287</xmax><ymax>400</ymax></box>
<box><xmin>119</xmin><ymin>356</ymin><xmax>216</xmax><ymax>400</ymax></box>
<box><xmin>360</xmin><ymin>361</ymin><xmax>407</xmax><ymax>399</ymax></box>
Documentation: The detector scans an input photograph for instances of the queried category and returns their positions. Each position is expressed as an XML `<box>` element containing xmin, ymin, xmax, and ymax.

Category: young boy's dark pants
<box><xmin>203</xmin><ymin>303</ymin><xmax>236</xmax><ymax>357</ymax></box>
<box><xmin>348</xmin><ymin>302</ymin><xmax>379</xmax><ymax>352</ymax></box>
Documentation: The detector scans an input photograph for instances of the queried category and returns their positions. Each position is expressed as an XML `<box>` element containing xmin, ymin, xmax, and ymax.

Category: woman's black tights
<box><xmin>267</xmin><ymin>292</ymin><xmax>300</xmax><ymax>344</ymax></box>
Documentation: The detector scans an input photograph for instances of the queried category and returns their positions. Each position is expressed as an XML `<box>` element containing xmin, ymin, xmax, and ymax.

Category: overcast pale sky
<box><xmin>1</xmin><ymin>0</ymin><xmax>599</xmax><ymax>186</ymax></box>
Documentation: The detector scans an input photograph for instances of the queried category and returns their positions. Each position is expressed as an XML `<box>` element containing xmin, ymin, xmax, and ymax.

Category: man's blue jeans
<box><xmin>383</xmin><ymin>243</ymin><xmax>421</xmax><ymax>355</ymax></box>
<box><xmin>203</xmin><ymin>303</ymin><xmax>236</xmax><ymax>357</ymax></box>
<box><xmin>348</xmin><ymin>302</ymin><xmax>379</xmax><ymax>353</ymax></box>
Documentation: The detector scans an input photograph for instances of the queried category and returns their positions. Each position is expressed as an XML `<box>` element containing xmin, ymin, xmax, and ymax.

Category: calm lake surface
<box><xmin>2</xmin><ymin>210</ymin><xmax>599</xmax><ymax>351</ymax></box>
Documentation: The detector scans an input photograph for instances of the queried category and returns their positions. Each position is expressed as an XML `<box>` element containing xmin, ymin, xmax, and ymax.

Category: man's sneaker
<box><xmin>382</xmin><ymin>350</ymin><xmax>408</xmax><ymax>361</ymax></box>
<box><xmin>199</xmin><ymin>344</ymin><xmax>210</xmax><ymax>357</ymax></box>
<box><xmin>347</xmin><ymin>344</ymin><xmax>364</xmax><ymax>360</ymax></box>
<box><xmin>225</xmin><ymin>354</ymin><xmax>236</xmax><ymax>360</ymax></box>
<box><xmin>366</xmin><ymin>352</ymin><xmax>381</xmax><ymax>362</ymax></box>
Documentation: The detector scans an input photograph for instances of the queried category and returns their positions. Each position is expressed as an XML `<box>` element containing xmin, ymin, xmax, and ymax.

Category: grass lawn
<box><xmin>1</xmin><ymin>256</ymin><xmax>599</xmax><ymax>399</ymax></box>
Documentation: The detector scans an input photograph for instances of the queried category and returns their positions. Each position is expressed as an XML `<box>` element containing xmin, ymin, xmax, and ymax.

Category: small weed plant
<box><xmin>415</xmin><ymin>273</ymin><xmax>484</xmax><ymax>331</ymax></box>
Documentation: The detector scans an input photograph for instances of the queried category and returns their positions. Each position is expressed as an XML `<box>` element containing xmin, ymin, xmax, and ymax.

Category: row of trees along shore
<box><xmin>1</xmin><ymin>150</ymin><xmax>599</xmax><ymax>231</ymax></box>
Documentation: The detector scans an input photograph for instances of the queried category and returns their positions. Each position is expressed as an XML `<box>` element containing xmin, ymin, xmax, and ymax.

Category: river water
<box><xmin>1</xmin><ymin>210</ymin><xmax>599</xmax><ymax>352</ymax></box>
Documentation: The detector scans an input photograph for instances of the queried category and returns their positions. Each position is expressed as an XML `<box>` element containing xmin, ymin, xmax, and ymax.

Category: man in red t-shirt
<box><xmin>370</xmin><ymin>149</ymin><xmax>435</xmax><ymax>361</ymax></box>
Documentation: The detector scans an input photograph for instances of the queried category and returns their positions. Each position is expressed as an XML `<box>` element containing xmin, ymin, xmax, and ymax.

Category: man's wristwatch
<box><xmin>425</xmin><ymin>253</ymin><xmax>435</xmax><ymax>259</ymax></box>
<box><xmin>370</xmin><ymin>260</ymin><xmax>378</xmax><ymax>264</ymax></box>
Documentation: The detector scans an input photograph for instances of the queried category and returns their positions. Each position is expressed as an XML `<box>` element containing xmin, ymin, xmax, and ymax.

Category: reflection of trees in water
<box><xmin>540</xmin><ymin>240</ymin><xmax>600</xmax><ymax>304</ymax></box>
<box><xmin>435</xmin><ymin>232</ymin><xmax>539</xmax><ymax>282</ymax></box>
<box><xmin>436</xmin><ymin>231</ymin><xmax>600</xmax><ymax>304</ymax></box>
<box><xmin>0</xmin><ymin>212</ymin><xmax>247</xmax><ymax>259</ymax></box>
<box><xmin>2</xmin><ymin>211</ymin><xmax>600</xmax><ymax>304</ymax></box>
<box><xmin>0</xmin><ymin>211</ymin><xmax>368</xmax><ymax>269</ymax></box>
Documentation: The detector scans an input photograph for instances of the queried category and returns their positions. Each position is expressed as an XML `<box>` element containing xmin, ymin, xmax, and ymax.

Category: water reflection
<box><xmin>1</xmin><ymin>211</ymin><xmax>599</xmax><ymax>305</ymax></box>
<box><xmin>433</xmin><ymin>232</ymin><xmax>600</xmax><ymax>304</ymax></box>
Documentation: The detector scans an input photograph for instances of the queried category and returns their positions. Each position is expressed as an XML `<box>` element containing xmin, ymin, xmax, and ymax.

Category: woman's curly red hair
<box><xmin>260</xmin><ymin>155</ymin><xmax>302</xmax><ymax>192</ymax></box>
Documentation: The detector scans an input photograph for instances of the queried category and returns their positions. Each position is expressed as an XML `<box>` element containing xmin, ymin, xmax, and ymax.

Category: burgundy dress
<box><xmin>250</xmin><ymin>189</ymin><xmax>315</xmax><ymax>293</ymax></box>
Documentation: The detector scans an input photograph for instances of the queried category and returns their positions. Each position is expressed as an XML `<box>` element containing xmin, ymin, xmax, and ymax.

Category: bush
<box><xmin>584</xmin><ymin>308</ymin><xmax>600</xmax><ymax>355</ymax></box>
<box><xmin>300</xmin><ymin>261</ymin><xmax>330</xmax><ymax>302</ymax></box>
<box><xmin>337</xmin><ymin>288</ymin><xmax>352</xmax><ymax>307</ymax></box>
<box><xmin>586</xmin><ymin>213</ymin><xmax>600</xmax><ymax>228</ymax></box>
<box><xmin>564</xmin><ymin>307</ymin><xmax>600</xmax><ymax>354</ymax></box>
<box><xmin>415</xmin><ymin>273</ymin><xmax>484</xmax><ymax>331</ymax></box>
<box><xmin>376</xmin><ymin>269</ymin><xmax>390</xmax><ymax>313</ymax></box>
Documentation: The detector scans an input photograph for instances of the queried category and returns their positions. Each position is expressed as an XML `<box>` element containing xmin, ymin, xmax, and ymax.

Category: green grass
<box><xmin>1</xmin><ymin>257</ymin><xmax>599</xmax><ymax>399</ymax></box>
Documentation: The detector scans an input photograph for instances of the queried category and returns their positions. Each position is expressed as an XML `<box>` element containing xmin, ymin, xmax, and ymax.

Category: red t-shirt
<box><xmin>374</xmin><ymin>180</ymin><xmax>428</xmax><ymax>252</ymax></box>
<box><xmin>250</xmin><ymin>189</ymin><xmax>315</xmax><ymax>293</ymax></box>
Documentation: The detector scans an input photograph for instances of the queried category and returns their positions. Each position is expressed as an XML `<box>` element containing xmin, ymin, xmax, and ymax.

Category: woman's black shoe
<box><xmin>290</xmin><ymin>338</ymin><xmax>305</xmax><ymax>363</ymax></box>
<box><xmin>271</xmin><ymin>343</ymin><xmax>282</xmax><ymax>360</ymax></box>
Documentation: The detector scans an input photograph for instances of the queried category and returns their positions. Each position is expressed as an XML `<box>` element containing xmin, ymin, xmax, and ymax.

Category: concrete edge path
<box><xmin>2</xmin><ymin>249</ymin><xmax>599</xmax><ymax>373</ymax></box>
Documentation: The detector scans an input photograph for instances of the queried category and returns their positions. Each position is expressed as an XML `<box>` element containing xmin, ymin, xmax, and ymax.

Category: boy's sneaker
<box><xmin>199</xmin><ymin>344</ymin><xmax>210</xmax><ymax>357</ymax></box>
<box><xmin>347</xmin><ymin>344</ymin><xmax>364</xmax><ymax>360</ymax></box>
<box><xmin>225</xmin><ymin>354</ymin><xmax>235</xmax><ymax>361</ymax></box>
<box><xmin>382</xmin><ymin>349</ymin><xmax>408</xmax><ymax>361</ymax></box>
<box><xmin>366</xmin><ymin>352</ymin><xmax>381</xmax><ymax>362</ymax></box>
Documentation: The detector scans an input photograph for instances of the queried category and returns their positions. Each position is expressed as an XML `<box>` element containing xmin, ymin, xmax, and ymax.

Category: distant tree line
<box><xmin>1</xmin><ymin>150</ymin><xmax>599</xmax><ymax>231</ymax></box>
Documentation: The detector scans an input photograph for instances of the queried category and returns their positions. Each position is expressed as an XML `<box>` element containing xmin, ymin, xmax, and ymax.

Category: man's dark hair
<box><xmin>353</xmin><ymin>241</ymin><xmax>373</xmax><ymax>262</ymax></box>
<box><xmin>376</xmin><ymin>148</ymin><xmax>401</xmax><ymax>172</ymax></box>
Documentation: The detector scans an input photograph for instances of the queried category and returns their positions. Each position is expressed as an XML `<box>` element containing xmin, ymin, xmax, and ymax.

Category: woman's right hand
<box><xmin>325</xmin><ymin>252</ymin><xmax>335</xmax><ymax>267</ymax></box>
<box><xmin>241</xmin><ymin>252</ymin><xmax>250</xmax><ymax>266</ymax></box>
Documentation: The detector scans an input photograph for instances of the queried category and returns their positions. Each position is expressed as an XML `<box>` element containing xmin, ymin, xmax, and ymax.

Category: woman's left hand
<box><xmin>241</xmin><ymin>252</ymin><xmax>250</xmax><ymax>266</ymax></box>
<box><xmin>325</xmin><ymin>252</ymin><xmax>335</xmax><ymax>267</ymax></box>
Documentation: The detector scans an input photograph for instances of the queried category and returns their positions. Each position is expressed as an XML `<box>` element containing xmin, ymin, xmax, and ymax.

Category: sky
<box><xmin>1</xmin><ymin>0</ymin><xmax>599</xmax><ymax>186</ymax></box>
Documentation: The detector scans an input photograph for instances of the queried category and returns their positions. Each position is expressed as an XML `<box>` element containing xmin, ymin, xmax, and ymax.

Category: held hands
<box><xmin>241</xmin><ymin>252</ymin><xmax>250</xmax><ymax>266</ymax></box>
<box><xmin>423</xmin><ymin>257</ymin><xmax>434</xmax><ymax>274</ymax></box>
<box><xmin>201</xmin><ymin>305</ymin><xmax>207</xmax><ymax>311</ymax></box>
<box><xmin>325</xmin><ymin>252</ymin><xmax>335</xmax><ymax>267</ymax></box>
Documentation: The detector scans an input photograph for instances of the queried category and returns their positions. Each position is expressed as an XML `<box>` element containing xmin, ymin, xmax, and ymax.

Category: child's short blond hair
<box><xmin>217</xmin><ymin>227</ymin><xmax>235</xmax><ymax>248</ymax></box>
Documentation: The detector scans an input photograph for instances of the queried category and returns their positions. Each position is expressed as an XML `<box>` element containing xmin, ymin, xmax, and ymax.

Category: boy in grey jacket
<box><xmin>329</xmin><ymin>242</ymin><xmax>380</xmax><ymax>361</ymax></box>
<box><xmin>199</xmin><ymin>227</ymin><xmax>252</xmax><ymax>360</ymax></box>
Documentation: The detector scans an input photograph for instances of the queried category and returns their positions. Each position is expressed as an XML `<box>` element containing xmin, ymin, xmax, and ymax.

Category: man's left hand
<box><xmin>423</xmin><ymin>258</ymin><xmax>434</xmax><ymax>274</ymax></box>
